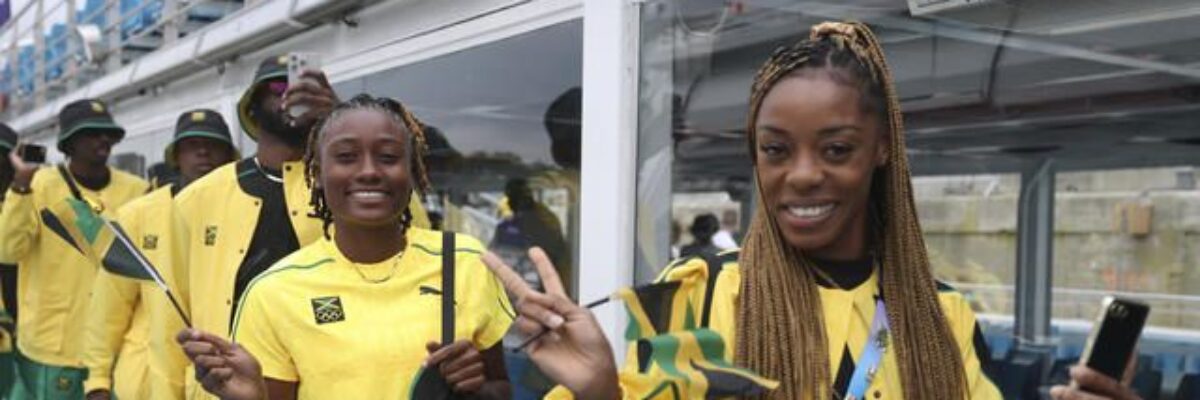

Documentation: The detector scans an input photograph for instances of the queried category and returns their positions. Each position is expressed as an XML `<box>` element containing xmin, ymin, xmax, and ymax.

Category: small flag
<box><xmin>40</xmin><ymin>197</ymin><xmax>191</xmax><ymax>326</ymax></box>
<box><xmin>617</xmin><ymin>282</ymin><xmax>778</xmax><ymax>399</ymax></box>
<box><xmin>543</xmin><ymin>279</ymin><xmax>777</xmax><ymax>399</ymax></box>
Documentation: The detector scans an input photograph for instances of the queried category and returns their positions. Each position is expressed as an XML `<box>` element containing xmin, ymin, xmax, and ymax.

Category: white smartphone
<box><xmin>286</xmin><ymin>52</ymin><xmax>322</xmax><ymax>118</ymax></box>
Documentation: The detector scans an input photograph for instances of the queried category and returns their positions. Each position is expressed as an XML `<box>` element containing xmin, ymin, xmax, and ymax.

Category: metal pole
<box><xmin>33</xmin><ymin>0</ymin><xmax>46</xmax><ymax>106</ymax></box>
<box><xmin>1015</xmin><ymin>158</ymin><xmax>1056</xmax><ymax>343</ymax></box>
<box><xmin>581</xmin><ymin>0</ymin><xmax>640</xmax><ymax>364</ymax></box>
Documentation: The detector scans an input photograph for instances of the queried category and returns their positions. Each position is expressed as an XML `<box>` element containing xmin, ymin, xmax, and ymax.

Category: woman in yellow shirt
<box><xmin>490</xmin><ymin>22</ymin><xmax>1140</xmax><ymax>400</ymax></box>
<box><xmin>181</xmin><ymin>95</ymin><xmax>513</xmax><ymax>399</ymax></box>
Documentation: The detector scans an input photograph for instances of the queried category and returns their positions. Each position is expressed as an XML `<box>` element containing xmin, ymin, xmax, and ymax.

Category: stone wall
<box><xmin>916</xmin><ymin>189</ymin><xmax>1200</xmax><ymax>330</ymax></box>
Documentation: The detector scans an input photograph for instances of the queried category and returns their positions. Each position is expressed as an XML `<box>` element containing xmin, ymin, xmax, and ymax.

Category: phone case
<box><xmin>1078</xmin><ymin>296</ymin><xmax>1150</xmax><ymax>381</ymax></box>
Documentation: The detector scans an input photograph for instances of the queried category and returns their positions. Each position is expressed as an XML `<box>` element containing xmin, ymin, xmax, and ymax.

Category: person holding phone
<box><xmin>0</xmin><ymin>99</ymin><xmax>149</xmax><ymax>399</ymax></box>
<box><xmin>179</xmin><ymin>95</ymin><xmax>513</xmax><ymax>399</ymax></box>
<box><xmin>162</xmin><ymin>55</ymin><xmax>338</xmax><ymax>400</ymax></box>
<box><xmin>82</xmin><ymin>109</ymin><xmax>239</xmax><ymax>400</ymax></box>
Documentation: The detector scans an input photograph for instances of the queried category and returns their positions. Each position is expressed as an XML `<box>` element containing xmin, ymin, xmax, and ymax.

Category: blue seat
<box><xmin>44</xmin><ymin>24</ymin><xmax>68</xmax><ymax>80</ymax></box>
<box><xmin>1186</xmin><ymin>354</ymin><xmax>1200</xmax><ymax>374</ymax></box>
<box><xmin>1159</xmin><ymin>352</ymin><xmax>1186</xmax><ymax>374</ymax></box>
<box><xmin>1131</xmin><ymin>369</ymin><xmax>1162</xmax><ymax>400</ymax></box>
<box><xmin>1056</xmin><ymin>343</ymin><xmax>1083</xmax><ymax>361</ymax></box>
<box><xmin>16</xmin><ymin>46</ymin><xmax>35</xmax><ymax>94</ymax></box>
<box><xmin>120</xmin><ymin>0</ymin><xmax>163</xmax><ymax>38</ymax></box>
<box><xmin>1178</xmin><ymin>373</ymin><xmax>1200</xmax><ymax>400</ymax></box>
<box><xmin>989</xmin><ymin>334</ymin><xmax>1014</xmax><ymax>361</ymax></box>
<box><xmin>504</xmin><ymin>352</ymin><xmax>554</xmax><ymax>400</ymax></box>
<box><xmin>77</xmin><ymin>0</ymin><xmax>108</xmax><ymax>26</ymax></box>
<box><xmin>998</xmin><ymin>351</ymin><xmax>1048</xmax><ymax>400</ymax></box>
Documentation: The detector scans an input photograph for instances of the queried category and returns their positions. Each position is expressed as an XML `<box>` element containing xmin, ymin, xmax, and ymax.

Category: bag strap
<box><xmin>441</xmin><ymin>231</ymin><xmax>456</xmax><ymax>346</ymax></box>
<box><xmin>697</xmin><ymin>252</ymin><xmax>722</xmax><ymax>328</ymax></box>
<box><xmin>57</xmin><ymin>164</ymin><xmax>85</xmax><ymax>201</ymax></box>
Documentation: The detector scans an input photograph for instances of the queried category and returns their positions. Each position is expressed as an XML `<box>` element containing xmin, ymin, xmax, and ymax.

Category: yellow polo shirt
<box><xmin>231</xmin><ymin>228</ymin><xmax>513</xmax><ymax>399</ymax></box>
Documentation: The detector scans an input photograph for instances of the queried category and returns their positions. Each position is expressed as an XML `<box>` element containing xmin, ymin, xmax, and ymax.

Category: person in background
<box><xmin>711</xmin><ymin>209</ymin><xmax>740</xmax><ymax>250</ymax></box>
<box><xmin>146</xmin><ymin>162</ymin><xmax>180</xmax><ymax>190</ymax></box>
<box><xmin>531</xmin><ymin>87</ymin><xmax>581</xmax><ymax>296</ymax></box>
<box><xmin>164</xmin><ymin>56</ymin><xmax>335</xmax><ymax>400</ymax></box>
<box><xmin>0</xmin><ymin>122</ymin><xmax>21</xmax><ymax>395</ymax></box>
<box><xmin>83</xmin><ymin>109</ymin><xmax>238</xmax><ymax>400</ymax></box>
<box><xmin>679</xmin><ymin>213</ymin><xmax>721</xmax><ymax>259</ymax></box>
<box><xmin>1</xmin><ymin>99</ymin><xmax>149</xmax><ymax>399</ymax></box>
<box><xmin>491</xmin><ymin>178</ymin><xmax>569</xmax><ymax>288</ymax></box>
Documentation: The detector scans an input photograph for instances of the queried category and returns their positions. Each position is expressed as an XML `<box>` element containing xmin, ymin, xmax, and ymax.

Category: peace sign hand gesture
<box><xmin>482</xmin><ymin>248</ymin><xmax>621</xmax><ymax>400</ymax></box>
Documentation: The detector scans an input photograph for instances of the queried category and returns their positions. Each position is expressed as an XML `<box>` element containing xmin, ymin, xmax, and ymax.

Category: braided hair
<box><xmin>736</xmin><ymin>22</ymin><xmax>968</xmax><ymax>399</ymax></box>
<box><xmin>303</xmin><ymin>94</ymin><xmax>432</xmax><ymax>239</ymax></box>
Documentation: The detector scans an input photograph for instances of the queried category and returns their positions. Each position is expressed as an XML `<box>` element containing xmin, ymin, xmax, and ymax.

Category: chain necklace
<box><xmin>350</xmin><ymin>249</ymin><xmax>405</xmax><ymax>284</ymax></box>
<box><xmin>252</xmin><ymin>157</ymin><xmax>284</xmax><ymax>184</ymax></box>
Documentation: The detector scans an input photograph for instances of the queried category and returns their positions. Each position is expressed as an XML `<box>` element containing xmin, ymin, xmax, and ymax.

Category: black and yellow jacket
<box><xmin>83</xmin><ymin>185</ymin><xmax>185</xmax><ymax>399</ymax></box>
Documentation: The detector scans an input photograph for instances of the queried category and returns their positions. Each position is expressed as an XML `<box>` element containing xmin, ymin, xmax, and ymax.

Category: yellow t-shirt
<box><xmin>231</xmin><ymin>228</ymin><xmax>514</xmax><ymax>399</ymax></box>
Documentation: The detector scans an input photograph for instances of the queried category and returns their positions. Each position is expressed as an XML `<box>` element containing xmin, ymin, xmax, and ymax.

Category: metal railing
<box><xmin>0</xmin><ymin>0</ymin><xmax>246</xmax><ymax>116</ymax></box>
<box><xmin>952</xmin><ymin>282</ymin><xmax>1200</xmax><ymax>331</ymax></box>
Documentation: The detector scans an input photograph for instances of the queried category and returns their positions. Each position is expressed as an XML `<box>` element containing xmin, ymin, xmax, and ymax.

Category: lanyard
<box><xmin>844</xmin><ymin>299</ymin><xmax>889</xmax><ymax>400</ymax></box>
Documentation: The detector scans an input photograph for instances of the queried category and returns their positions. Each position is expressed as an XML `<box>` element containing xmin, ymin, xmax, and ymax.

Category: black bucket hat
<box><xmin>0</xmin><ymin>123</ymin><xmax>17</xmax><ymax>153</ymax></box>
<box><xmin>57</xmin><ymin>99</ymin><xmax>125</xmax><ymax>153</ymax></box>
<box><xmin>164</xmin><ymin>109</ymin><xmax>240</xmax><ymax>167</ymax></box>
<box><xmin>236</xmin><ymin>55</ymin><xmax>289</xmax><ymax>142</ymax></box>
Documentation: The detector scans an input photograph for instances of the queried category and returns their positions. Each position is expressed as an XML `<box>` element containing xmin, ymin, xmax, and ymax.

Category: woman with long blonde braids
<box><xmin>479</xmin><ymin>20</ymin><xmax>999</xmax><ymax>399</ymax></box>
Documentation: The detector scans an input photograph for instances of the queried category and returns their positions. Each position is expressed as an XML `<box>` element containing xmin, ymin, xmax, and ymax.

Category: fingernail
<box><xmin>547</xmin><ymin>314</ymin><xmax>564</xmax><ymax>329</ymax></box>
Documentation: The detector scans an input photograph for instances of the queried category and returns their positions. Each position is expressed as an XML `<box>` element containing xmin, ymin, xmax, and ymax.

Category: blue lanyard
<box><xmin>844</xmin><ymin>299</ymin><xmax>889</xmax><ymax>400</ymax></box>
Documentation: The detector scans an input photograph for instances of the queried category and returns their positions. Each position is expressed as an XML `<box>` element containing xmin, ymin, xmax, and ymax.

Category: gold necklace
<box><xmin>350</xmin><ymin>250</ymin><xmax>405</xmax><ymax>284</ymax></box>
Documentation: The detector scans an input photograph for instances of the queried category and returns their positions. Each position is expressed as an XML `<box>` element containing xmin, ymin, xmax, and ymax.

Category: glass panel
<box><xmin>637</xmin><ymin>1</ymin><xmax>1200</xmax><ymax>397</ymax></box>
<box><xmin>1052</xmin><ymin>166</ymin><xmax>1200</xmax><ymax>369</ymax></box>
<box><xmin>333</xmin><ymin>20</ymin><xmax>583</xmax><ymax>299</ymax></box>
<box><xmin>915</xmin><ymin>174</ymin><xmax>1019</xmax><ymax>316</ymax></box>
<box><xmin>331</xmin><ymin>20</ymin><xmax>581</xmax><ymax>399</ymax></box>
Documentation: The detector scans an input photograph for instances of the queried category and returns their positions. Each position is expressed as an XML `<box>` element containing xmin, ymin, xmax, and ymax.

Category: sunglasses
<box><xmin>264</xmin><ymin>81</ymin><xmax>289</xmax><ymax>96</ymax></box>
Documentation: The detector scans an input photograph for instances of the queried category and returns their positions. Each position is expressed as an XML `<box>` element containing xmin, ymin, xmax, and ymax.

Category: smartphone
<box><xmin>286</xmin><ymin>52</ymin><xmax>322</xmax><ymax>118</ymax></box>
<box><xmin>1076</xmin><ymin>297</ymin><xmax>1150</xmax><ymax>383</ymax></box>
<box><xmin>19</xmin><ymin>144</ymin><xmax>46</xmax><ymax>164</ymax></box>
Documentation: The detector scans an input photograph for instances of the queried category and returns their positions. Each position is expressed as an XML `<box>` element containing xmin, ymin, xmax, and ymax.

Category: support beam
<box><xmin>789</xmin><ymin>2</ymin><xmax>1200</xmax><ymax>81</ymax></box>
<box><xmin>633</xmin><ymin>0</ymin><xmax>675</xmax><ymax>284</ymax></box>
<box><xmin>580</xmin><ymin>0</ymin><xmax>639</xmax><ymax>363</ymax></box>
<box><xmin>1015</xmin><ymin>159</ymin><xmax>1056</xmax><ymax>342</ymax></box>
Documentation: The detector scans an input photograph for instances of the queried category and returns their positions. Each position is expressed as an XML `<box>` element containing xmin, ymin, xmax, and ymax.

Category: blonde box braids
<box><xmin>736</xmin><ymin>22</ymin><xmax>968</xmax><ymax>399</ymax></box>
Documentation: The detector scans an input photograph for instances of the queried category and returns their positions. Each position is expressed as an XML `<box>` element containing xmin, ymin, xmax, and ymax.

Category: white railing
<box><xmin>0</xmin><ymin>0</ymin><xmax>246</xmax><ymax>116</ymax></box>
<box><xmin>951</xmin><ymin>282</ymin><xmax>1200</xmax><ymax>331</ymax></box>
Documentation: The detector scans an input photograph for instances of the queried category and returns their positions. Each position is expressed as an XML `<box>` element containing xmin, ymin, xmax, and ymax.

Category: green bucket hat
<box><xmin>236</xmin><ymin>55</ymin><xmax>289</xmax><ymax>142</ymax></box>
<box><xmin>57</xmin><ymin>99</ymin><xmax>125</xmax><ymax>153</ymax></box>
<box><xmin>165</xmin><ymin>109</ymin><xmax>240</xmax><ymax>167</ymax></box>
<box><xmin>0</xmin><ymin>123</ymin><xmax>17</xmax><ymax>153</ymax></box>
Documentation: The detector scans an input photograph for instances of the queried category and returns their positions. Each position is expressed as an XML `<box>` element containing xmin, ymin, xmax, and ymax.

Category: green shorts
<box><xmin>8</xmin><ymin>350</ymin><xmax>86</xmax><ymax>400</ymax></box>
